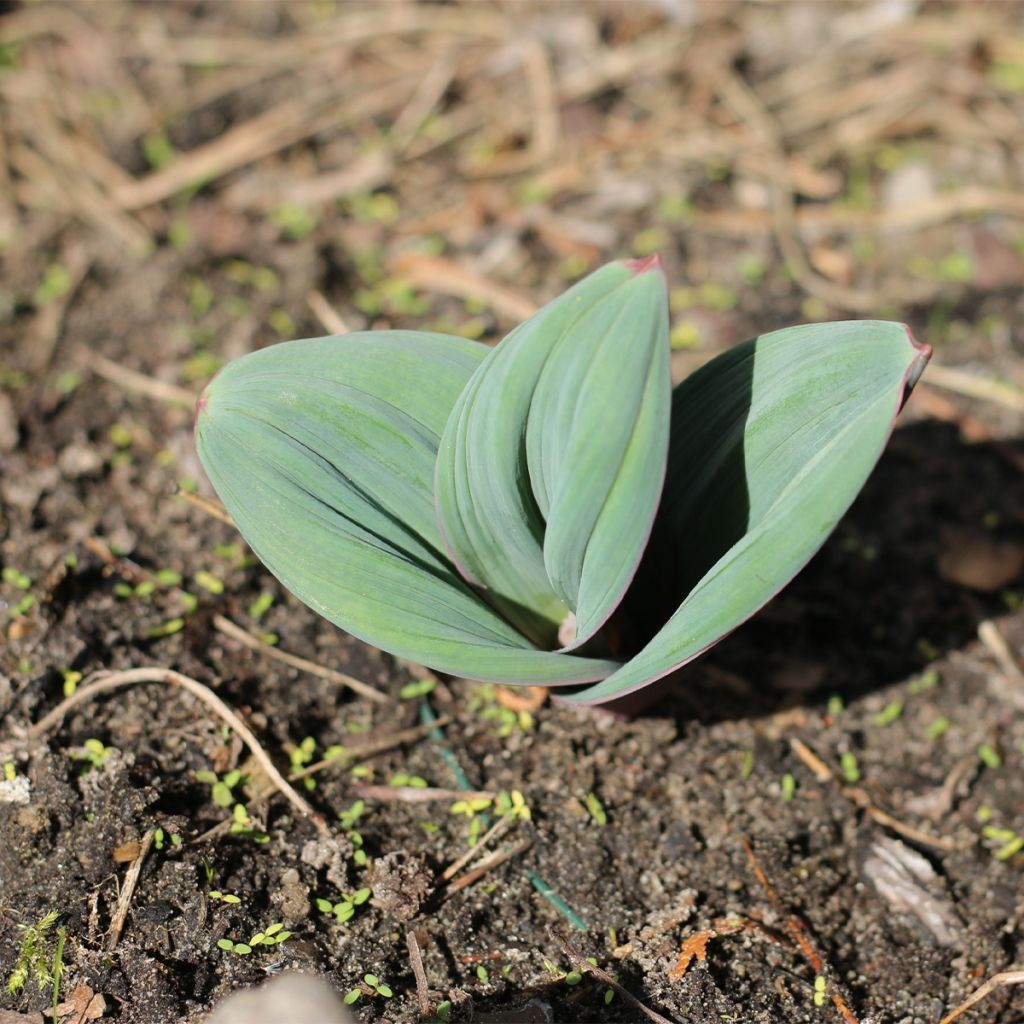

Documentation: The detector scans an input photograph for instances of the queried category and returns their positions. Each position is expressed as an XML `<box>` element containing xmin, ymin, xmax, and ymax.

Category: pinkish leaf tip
<box><xmin>624</xmin><ymin>252</ymin><xmax>664</xmax><ymax>275</ymax></box>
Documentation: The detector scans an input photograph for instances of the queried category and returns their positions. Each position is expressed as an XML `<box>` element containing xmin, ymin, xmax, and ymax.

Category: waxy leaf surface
<box><xmin>561</xmin><ymin>320</ymin><xmax>930</xmax><ymax>703</ymax></box>
<box><xmin>435</xmin><ymin>259</ymin><xmax>670</xmax><ymax>647</ymax></box>
<box><xmin>195</xmin><ymin>332</ymin><xmax>619</xmax><ymax>685</ymax></box>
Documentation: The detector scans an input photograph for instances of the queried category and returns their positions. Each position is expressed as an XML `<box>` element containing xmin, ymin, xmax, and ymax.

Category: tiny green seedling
<box><xmin>70</xmin><ymin>738</ymin><xmax>111</xmax><ymax>772</ymax></box>
<box><xmin>399</xmin><ymin>678</ymin><xmax>436</xmax><ymax>699</ymax></box>
<box><xmin>207</xmin><ymin>891</ymin><xmax>241</xmax><ymax>904</ymax></box>
<box><xmin>316</xmin><ymin>887</ymin><xmax>371</xmax><ymax>923</ymax></box>
<box><xmin>196</xmin><ymin>257</ymin><xmax>930</xmax><ymax>704</ymax></box>
<box><xmin>584</xmin><ymin>792</ymin><xmax>607</xmax><ymax>825</ymax></box>
<box><xmin>195</xmin><ymin>768</ymin><xmax>245</xmax><ymax>808</ymax></box>
<box><xmin>153</xmin><ymin>827</ymin><xmax>182</xmax><ymax>851</ymax></box>
<box><xmin>344</xmin><ymin>973</ymin><xmax>393</xmax><ymax>1004</ymax></box>
<box><xmin>216</xmin><ymin>923</ymin><xmax>290</xmax><ymax>956</ymax></box>
<box><xmin>288</xmin><ymin>736</ymin><xmax>318</xmax><ymax>790</ymax></box>
<box><xmin>389</xmin><ymin>772</ymin><xmax>428</xmax><ymax>788</ymax></box>
<box><xmin>494</xmin><ymin>790</ymin><xmax>531</xmax><ymax>821</ymax></box>
<box><xmin>338</xmin><ymin>800</ymin><xmax>369</xmax><ymax>866</ymax></box>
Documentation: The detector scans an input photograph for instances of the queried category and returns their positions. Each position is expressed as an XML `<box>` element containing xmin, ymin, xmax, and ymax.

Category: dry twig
<box><xmin>743</xmin><ymin>838</ymin><xmax>860</xmax><ymax>1024</ymax></box>
<box><xmin>789</xmin><ymin>737</ymin><xmax>957</xmax><ymax>850</ymax></box>
<box><xmin>213</xmin><ymin>614</ymin><xmax>387</xmax><ymax>704</ymax></box>
<box><xmin>554</xmin><ymin>932</ymin><xmax>677</xmax><ymax>1024</ymax></box>
<box><xmin>938</xmin><ymin>970</ymin><xmax>1024</xmax><ymax>1024</ymax></box>
<box><xmin>29</xmin><ymin>667</ymin><xmax>330</xmax><ymax>836</ymax></box>
<box><xmin>406</xmin><ymin>929</ymin><xmax>432</xmax><ymax>1020</ymax></box>
<box><xmin>107</xmin><ymin>828</ymin><xmax>156</xmax><ymax>952</ymax></box>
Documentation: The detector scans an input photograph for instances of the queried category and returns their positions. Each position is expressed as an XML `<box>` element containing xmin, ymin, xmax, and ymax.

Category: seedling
<box><xmin>153</xmin><ymin>827</ymin><xmax>181</xmax><ymax>851</ymax></box>
<box><xmin>338</xmin><ymin>800</ymin><xmax>369</xmax><ymax>866</ymax></box>
<box><xmin>70</xmin><ymin>738</ymin><xmax>111</xmax><ymax>772</ymax></box>
<box><xmin>195</xmin><ymin>768</ymin><xmax>245</xmax><ymax>808</ymax></box>
<box><xmin>216</xmin><ymin>923</ymin><xmax>290</xmax><ymax>955</ymax></box>
<box><xmin>389</xmin><ymin>772</ymin><xmax>428</xmax><ymax>788</ymax></box>
<box><xmin>344</xmin><ymin>973</ymin><xmax>393</xmax><ymax>1004</ymax></box>
<box><xmin>316</xmin><ymin>887</ymin><xmax>371</xmax><ymax>923</ymax></box>
<box><xmin>196</xmin><ymin>257</ymin><xmax>930</xmax><ymax>704</ymax></box>
<box><xmin>399</xmin><ymin>678</ymin><xmax>436</xmax><ymax>699</ymax></box>
<box><xmin>207</xmin><ymin>891</ymin><xmax>241</xmax><ymax>904</ymax></box>
<box><xmin>288</xmin><ymin>736</ymin><xmax>318</xmax><ymax>790</ymax></box>
<box><xmin>494</xmin><ymin>790</ymin><xmax>531</xmax><ymax>821</ymax></box>
<box><xmin>584</xmin><ymin>792</ymin><xmax>607</xmax><ymax>825</ymax></box>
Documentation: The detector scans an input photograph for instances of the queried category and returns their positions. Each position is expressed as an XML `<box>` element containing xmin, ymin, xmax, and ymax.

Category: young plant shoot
<box><xmin>195</xmin><ymin>256</ymin><xmax>929</xmax><ymax>704</ymax></box>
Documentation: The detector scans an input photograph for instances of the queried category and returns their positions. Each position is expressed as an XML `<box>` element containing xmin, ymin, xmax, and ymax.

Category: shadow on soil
<box><xmin>652</xmin><ymin>420</ymin><xmax>1023</xmax><ymax>728</ymax></box>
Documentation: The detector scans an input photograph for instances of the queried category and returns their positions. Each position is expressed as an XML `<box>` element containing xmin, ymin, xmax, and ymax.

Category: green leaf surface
<box><xmin>435</xmin><ymin>258</ymin><xmax>670</xmax><ymax>646</ymax></box>
<box><xmin>196</xmin><ymin>332</ymin><xmax>618</xmax><ymax>685</ymax></box>
<box><xmin>561</xmin><ymin>321</ymin><xmax>930</xmax><ymax>703</ymax></box>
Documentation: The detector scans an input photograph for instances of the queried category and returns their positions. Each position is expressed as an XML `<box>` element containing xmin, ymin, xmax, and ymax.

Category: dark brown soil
<box><xmin>2</xmin><ymin>4</ymin><xmax>1023</xmax><ymax>1023</ymax></box>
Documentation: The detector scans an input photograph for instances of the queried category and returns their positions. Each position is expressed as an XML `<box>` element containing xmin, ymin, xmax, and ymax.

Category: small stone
<box><xmin>206</xmin><ymin>974</ymin><xmax>352</xmax><ymax>1024</ymax></box>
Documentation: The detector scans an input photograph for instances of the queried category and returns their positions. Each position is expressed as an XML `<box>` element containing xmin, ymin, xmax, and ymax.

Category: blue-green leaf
<box><xmin>435</xmin><ymin>258</ymin><xmax>670</xmax><ymax>647</ymax></box>
<box><xmin>560</xmin><ymin>321</ymin><xmax>930</xmax><ymax>703</ymax></box>
<box><xmin>195</xmin><ymin>332</ymin><xmax>618</xmax><ymax>685</ymax></box>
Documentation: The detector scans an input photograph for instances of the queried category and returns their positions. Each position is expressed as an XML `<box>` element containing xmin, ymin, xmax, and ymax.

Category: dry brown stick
<box><xmin>439</xmin><ymin>814</ymin><xmax>517</xmax><ymax>882</ymax></box>
<box><xmin>742</xmin><ymin>838</ymin><xmax>859</xmax><ymax>1024</ymax></box>
<box><xmin>177</xmin><ymin>491</ymin><xmax>235</xmax><ymax>527</ymax></box>
<box><xmin>554</xmin><ymin>932</ymin><xmax>677</xmax><ymax>1024</ymax></box>
<box><xmin>446</xmin><ymin>839</ymin><xmax>530</xmax><ymax>894</ymax></box>
<box><xmin>789</xmin><ymin>737</ymin><xmax>957</xmax><ymax>851</ymax></box>
<box><xmin>717</xmin><ymin>69</ymin><xmax>904</xmax><ymax>313</ymax></box>
<box><xmin>307</xmin><ymin>290</ymin><xmax>351</xmax><ymax>336</ymax></box>
<box><xmin>925</xmin><ymin>366</ymin><xmax>1024</xmax><ymax>415</ymax></box>
<box><xmin>111</xmin><ymin>78</ymin><xmax>413</xmax><ymax>211</ymax></box>
<box><xmin>389</xmin><ymin>252</ymin><xmax>537</xmax><ymax>321</ymax></box>
<box><xmin>937</xmin><ymin>970</ymin><xmax>1024</xmax><ymax>1024</ymax></box>
<box><xmin>107</xmin><ymin>827</ymin><xmax>155</xmax><ymax>951</ymax></box>
<box><xmin>978</xmin><ymin>619</ymin><xmax>1024</xmax><ymax>681</ymax></box>
<box><xmin>76</xmin><ymin>346</ymin><xmax>197</xmax><ymax>408</ymax></box>
<box><xmin>406</xmin><ymin>929</ymin><xmax>432</xmax><ymax>1020</ymax></box>
<box><xmin>29</xmin><ymin>667</ymin><xmax>329</xmax><ymax>836</ymax></box>
<box><xmin>213</xmin><ymin>614</ymin><xmax>387</xmax><ymax>704</ymax></box>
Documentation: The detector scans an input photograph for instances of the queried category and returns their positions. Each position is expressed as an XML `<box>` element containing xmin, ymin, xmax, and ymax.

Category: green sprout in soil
<box><xmin>216</xmin><ymin>922</ymin><xmax>290</xmax><ymax>955</ymax></box>
<box><xmin>316</xmin><ymin>887</ymin><xmax>371</xmax><ymax>923</ymax></box>
<box><xmin>338</xmin><ymin>800</ymin><xmax>369</xmax><ymax>866</ymax></box>
<box><xmin>780</xmin><ymin>773</ymin><xmax>797</xmax><ymax>802</ymax></box>
<box><xmin>288</xmin><ymin>737</ymin><xmax>318</xmax><ymax>790</ymax></box>
<box><xmin>978</xmin><ymin>743</ymin><xmax>1002</xmax><ymax>769</ymax></box>
<box><xmin>71</xmin><ymin>738</ymin><xmax>111</xmax><ymax>773</ymax></box>
<box><xmin>153</xmin><ymin>828</ymin><xmax>181</xmax><ymax>851</ymax></box>
<box><xmin>196</xmin><ymin>257</ymin><xmax>930</xmax><ymax>706</ymax></box>
<box><xmin>2</xmin><ymin>566</ymin><xmax>34</xmax><ymax>617</ymax></box>
<box><xmin>60</xmin><ymin>669</ymin><xmax>82</xmax><ymax>697</ymax></box>
<box><xmin>495</xmin><ymin>789</ymin><xmax>531</xmax><ymax>821</ymax></box>
<box><xmin>195</xmin><ymin>768</ymin><xmax>245</xmax><ymax>808</ymax></box>
<box><xmin>399</xmin><ymin>678</ymin><xmax>436</xmax><ymax>699</ymax></box>
<box><xmin>584</xmin><ymin>792</ymin><xmax>607</xmax><ymax>825</ymax></box>
<box><xmin>389</xmin><ymin>772</ymin><xmax>428</xmax><ymax>788</ymax></box>
<box><xmin>6</xmin><ymin>910</ymin><xmax>65</xmax><ymax>1001</ymax></box>
<box><xmin>344</xmin><ymin>973</ymin><xmax>393</xmax><ymax>1004</ymax></box>
<box><xmin>840</xmin><ymin>752</ymin><xmax>861</xmax><ymax>784</ymax></box>
<box><xmin>207</xmin><ymin>891</ymin><xmax>241</xmax><ymax>904</ymax></box>
<box><xmin>872</xmin><ymin>700</ymin><xmax>903</xmax><ymax>727</ymax></box>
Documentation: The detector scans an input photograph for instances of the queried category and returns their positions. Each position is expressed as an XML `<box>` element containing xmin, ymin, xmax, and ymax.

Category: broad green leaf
<box><xmin>435</xmin><ymin>258</ymin><xmax>670</xmax><ymax>647</ymax></box>
<box><xmin>560</xmin><ymin>321</ymin><xmax>930</xmax><ymax>704</ymax></box>
<box><xmin>196</xmin><ymin>332</ymin><xmax>618</xmax><ymax>685</ymax></box>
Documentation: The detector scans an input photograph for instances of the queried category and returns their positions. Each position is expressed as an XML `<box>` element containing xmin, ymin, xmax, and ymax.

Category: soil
<box><xmin>2</xmin><ymin>4</ymin><xmax>1023</xmax><ymax>1024</ymax></box>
